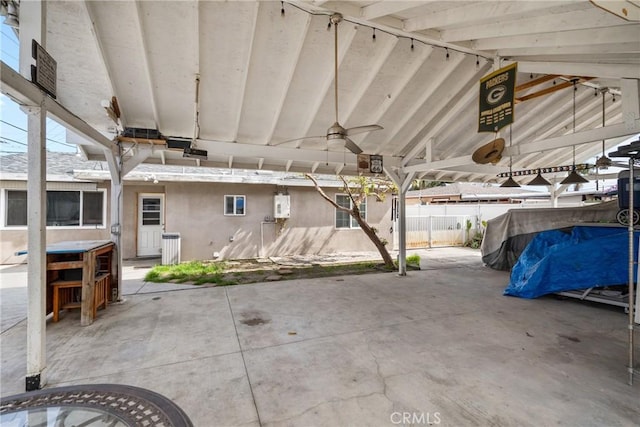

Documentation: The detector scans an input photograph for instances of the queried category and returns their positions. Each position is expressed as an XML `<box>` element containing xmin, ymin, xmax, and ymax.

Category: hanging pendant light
<box><xmin>561</xmin><ymin>79</ymin><xmax>589</xmax><ymax>185</ymax></box>
<box><xmin>595</xmin><ymin>90</ymin><xmax>612</xmax><ymax>169</ymax></box>
<box><xmin>501</xmin><ymin>125</ymin><xmax>521</xmax><ymax>188</ymax></box>
<box><xmin>527</xmin><ymin>169</ymin><xmax>552</xmax><ymax>186</ymax></box>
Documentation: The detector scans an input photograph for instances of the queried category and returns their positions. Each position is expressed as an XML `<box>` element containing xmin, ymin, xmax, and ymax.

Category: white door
<box><xmin>137</xmin><ymin>194</ymin><xmax>164</xmax><ymax>257</ymax></box>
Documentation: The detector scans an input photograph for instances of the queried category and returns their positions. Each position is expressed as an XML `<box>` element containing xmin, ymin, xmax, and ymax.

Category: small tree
<box><xmin>305</xmin><ymin>174</ymin><xmax>396</xmax><ymax>269</ymax></box>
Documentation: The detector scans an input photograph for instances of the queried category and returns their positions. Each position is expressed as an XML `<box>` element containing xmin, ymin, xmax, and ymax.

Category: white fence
<box><xmin>392</xmin><ymin>202</ymin><xmax>547</xmax><ymax>249</ymax></box>
<box><xmin>393</xmin><ymin>199</ymin><xmax>595</xmax><ymax>249</ymax></box>
<box><xmin>395</xmin><ymin>215</ymin><xmax>472</xmax><ymax>248</ymax></box>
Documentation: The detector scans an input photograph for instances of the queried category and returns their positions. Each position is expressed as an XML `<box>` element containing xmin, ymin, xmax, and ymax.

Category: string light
<box><xmin>280</xmin><ymin>1</ymin><xmax>490</xmax><ymax>63</ymax></box>
<box><xmin>281</xmin><ymin>1</ymin><xmax>285</xmax><ymax>17</ymax></box>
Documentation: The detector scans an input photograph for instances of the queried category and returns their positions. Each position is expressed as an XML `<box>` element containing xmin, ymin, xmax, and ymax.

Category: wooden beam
<box><xmin>515</xmin><ymin>74</ymin><xmax>559</xmax><ymax>92</ymax></box>
<box><xmin>516</xmin><ymin>77</ymin><xmax>594</xmax><ymax>103</ymax></box>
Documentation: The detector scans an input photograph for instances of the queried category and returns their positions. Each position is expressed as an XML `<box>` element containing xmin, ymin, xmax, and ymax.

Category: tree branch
<box><xmin>305</xmin><ymin>173</ymin><xmax>351</xmax><ymax>213</ymax></box>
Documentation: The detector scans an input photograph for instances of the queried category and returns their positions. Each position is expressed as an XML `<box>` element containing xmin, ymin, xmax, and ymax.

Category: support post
<box><xmin>25</xmin><ymin>103</ymin><xmax>47</xmax><ymax>391</ymax></box>
<box><xmin>398</xmin><ymin>193</ymin><xmax>407</xmax><ymax>276</ymax></box>
<box><xmin>21</xmin><ymin>0</ymin><xmax>48</xmax><ymax>392</ymax></box>
<box><xmin>627</xmin><ymin>158</ymin><xmax>635</xmax><ymax>386</ymax></box>
<box><xmin>105</xmin><ymin>146</ymin><xmax>124</xmax><ymax>301</ymax></box>
<box><xmin>398</xmin><ymin>172</ymin><xmax>416</xmax><ymax>276</ymax></box>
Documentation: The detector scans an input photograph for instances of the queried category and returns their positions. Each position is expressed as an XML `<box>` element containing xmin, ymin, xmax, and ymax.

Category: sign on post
<box><xmin>31</xmin><ymin>39</ymin><xmax>57</xmax><ymax>99</ymax></box>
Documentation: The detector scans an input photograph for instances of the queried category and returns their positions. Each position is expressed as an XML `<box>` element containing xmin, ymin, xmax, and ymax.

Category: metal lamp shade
<box><xmin>560</xmin><ymin>169</ymin><xmax>589</xmax><ymax>185</ymax></box>
<box><xmin>500</xmin><ymin>176</ymin><xmax>521</xmax><ymax>188</ymax></box>
<box><xmin>527</xmin><ymin>171</ymin><xmax>552</xmax><ymax>186</ymax></box>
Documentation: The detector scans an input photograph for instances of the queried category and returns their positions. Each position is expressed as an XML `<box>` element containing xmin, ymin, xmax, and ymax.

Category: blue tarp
<box><xmin>504</xmin><ymin>226</ymin><xmax>638</xmax><ymax>299</ymax></box>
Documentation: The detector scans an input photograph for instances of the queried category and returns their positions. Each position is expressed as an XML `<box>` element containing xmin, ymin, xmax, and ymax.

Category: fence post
<box><xmin>428</xmin><ymin>216</ymin><xmax>433</xmax><ymax>248</ymax></box>
<box><xmin>462</xmin><ymin>216</ymin><xmax>467</xmax><ymax>246</ymax></box>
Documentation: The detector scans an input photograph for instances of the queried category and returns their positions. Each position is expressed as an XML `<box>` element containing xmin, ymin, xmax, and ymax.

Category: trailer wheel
<box><xmin>616</xmin><ymin>208</ymin><xmax>640</xmax><ymax>226</ymax></box>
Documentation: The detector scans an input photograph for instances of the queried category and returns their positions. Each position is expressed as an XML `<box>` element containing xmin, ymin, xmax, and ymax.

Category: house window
<box><xmin>6</xmin><ymin>190</ymin><xmax>27</xmax><ymax>226</ymax></box>
<box><xmin>335</xmin><ymin>194</ymin><xmax>366</xmax><ymax>229</ymax></box>
<box><xmin>4</xmin><ymin>189</ymin><xmax>105</xmax><ymax>227</ymax></box>
<box><xmin>224</xmin><ymin>195</ymin><xmax>246</xmax><ymax>216</ymax></box>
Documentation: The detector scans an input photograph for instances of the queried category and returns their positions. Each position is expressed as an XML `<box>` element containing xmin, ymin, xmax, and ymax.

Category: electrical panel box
<box><xmin>274</xmin><ymin>194</ymin><xmax>291</xmax><ymax>218</ymax></box>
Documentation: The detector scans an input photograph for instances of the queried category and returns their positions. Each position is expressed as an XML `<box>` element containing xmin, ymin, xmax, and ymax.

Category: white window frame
<box><xmin>224</xmin><ymin>195</ymin><xmax>246</xmax><ymax>216</ymax></box>
<box><xmin>1</xmin><ymin>188</ymin><xmax>107</xmax><ymax>229</ymax></box>
<box><xmin>335</xmin><ymin>194</ymin><xmax>366</xmax><ymax>229</ymax></box>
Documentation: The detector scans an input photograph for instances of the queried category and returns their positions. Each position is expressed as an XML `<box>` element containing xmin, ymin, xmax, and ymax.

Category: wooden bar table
<box><xmin>19</xmin><ymin>240</ymin><xmax>117</xmax><ymax>326</ymax></box>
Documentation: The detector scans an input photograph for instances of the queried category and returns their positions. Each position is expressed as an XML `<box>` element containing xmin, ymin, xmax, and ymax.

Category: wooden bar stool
<box><xmin>51</xmin><ymin>273</ymin><xmax>110</xmax><ymax>322</ymax></box>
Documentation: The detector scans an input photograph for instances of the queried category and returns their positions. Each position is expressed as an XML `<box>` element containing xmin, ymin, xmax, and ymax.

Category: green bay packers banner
<box><xmin>478</xmin><ymin>63</ymin><xmax>517</xmax><ymax>132</ymax></box>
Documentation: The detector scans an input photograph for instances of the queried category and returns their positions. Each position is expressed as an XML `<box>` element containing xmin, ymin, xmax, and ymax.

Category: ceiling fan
<box><xmin>273</xmin><ymin>13</ymin><xmax>383</xmax><ymax>155</ymax></box>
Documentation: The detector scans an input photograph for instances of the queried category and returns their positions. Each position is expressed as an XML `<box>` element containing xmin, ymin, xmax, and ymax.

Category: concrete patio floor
<box><xmin>1</xmin><ymin>248</ymin><xmax>638</xmax><ymax>426</ymax></box>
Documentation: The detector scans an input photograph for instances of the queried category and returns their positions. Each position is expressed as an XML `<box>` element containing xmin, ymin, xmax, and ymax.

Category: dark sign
<box><xmin>369</xmin><ymin>154</ymin><xmax>383</xmax><ymax>174</ymax></box>
<box><xmin>31</xmin><ymin>40</ymin><xmax>57</xmax><ymax>98</ymax></box>
<box><xmin>357</xmin><ymin>154</ymin><xmax>384</xmax><ymax>175</ymax></box>
<box><xmin>478</xmin><ymin>63</ymin><xmax>516</xmax><ymax>132</ymax></box>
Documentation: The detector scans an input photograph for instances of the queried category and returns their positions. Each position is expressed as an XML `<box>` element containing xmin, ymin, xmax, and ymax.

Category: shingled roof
<box><xmin>407</xmin><ymin>182</ymin><xmax>541</xmax><ymax>200</ymax></box>
<box><xmin>0</xmin><ymin>152</ymin><xmax>344</xmax><ymax>187</ymax></box>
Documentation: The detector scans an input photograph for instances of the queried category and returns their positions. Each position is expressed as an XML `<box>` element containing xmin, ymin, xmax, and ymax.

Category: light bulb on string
<box><xmin>445</xmin><ymin>48</ymin><xmax>449</xmax><ymax>60</ymax></box>
<box><xmin>281</xmin><ymin>1</ymin><xmax>285</xmax><ymax>17</ymax></box>
<box><xmin>372</xmin><ymin>28</ymin><xmax>376</xmax><ymax>41</ymax></box>
<box><xmin>410</xmin><ymin>38</ymin><xmax>414</xmax><ymax>51</ymax></box>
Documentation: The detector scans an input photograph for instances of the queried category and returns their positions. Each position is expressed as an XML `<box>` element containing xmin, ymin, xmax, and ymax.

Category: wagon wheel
<box><xmin>616</xmin><ymin>208</ymin><xmax>640</xmax><ymax>226</ymax></box>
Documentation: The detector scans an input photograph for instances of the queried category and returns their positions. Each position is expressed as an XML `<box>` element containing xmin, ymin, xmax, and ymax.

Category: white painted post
<box><xmin>105</xmin><ymin>147</ymin><xmax>123</xmax><ymax>301</ymax></box>
<box><xmin>428</xmin><ymin>216</ymin><xmax>433</xmax><ymax>248</ymax></box>
<box><xmin>398</xmin><ymin>192</ymin><xmax>407</xmax><ymax>276</ymax></box>
<box><xmin>20</xmin><ymin>0</ymin><xmax>48</xmax><ymax>392</ymax></box>
<box><xmin>25</xmin><ymin>103</ymin><xmax>47</xmax><ymax>391</ymax></box>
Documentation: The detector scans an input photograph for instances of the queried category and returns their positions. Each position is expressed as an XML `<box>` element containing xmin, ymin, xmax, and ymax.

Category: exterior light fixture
<box><xmin>501</xmin><ymin>125</ymin><xmax>521</xmax><ymax>188</ymax></box>
<box><xmin>560</xmin><ymin>79</ymin><xmax>589</xmax><ymax>185</ymax></box>
<box><xmin>527</xmin><ymin>169</ymin><xmax>552</xmax><ymax>186</ymax></box>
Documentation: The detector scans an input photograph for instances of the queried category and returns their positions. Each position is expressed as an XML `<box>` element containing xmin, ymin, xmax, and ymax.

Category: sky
<box><xmin>0</xmin><ymin>19</ymin><xmax>74</xmax><ymax>154</ymax></box>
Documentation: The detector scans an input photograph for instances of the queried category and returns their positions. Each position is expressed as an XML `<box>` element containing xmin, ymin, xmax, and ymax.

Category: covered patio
<box><xmin>1</xmin><ymin>0</ymin><xmax>639</xmax><ymax>402</ymax></box>
<box><xmin>1</xmin><ymin>248</ymin><xmax>638</xmax><ymax>425</ymax></box>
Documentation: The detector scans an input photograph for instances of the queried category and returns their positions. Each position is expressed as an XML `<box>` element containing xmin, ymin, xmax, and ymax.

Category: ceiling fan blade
<box><xmin>271</xmin><ymin>135</ymin><xmax>325</xmax><ymax>146</ymax></box>
<box><xmin>345</xmin><ymin>124</ymin><xmax>383</xmax><ymax>136</ymax></box>
<box><xmin>344</xmin><ymin>136</ymin><xmax>363</xmax><ymax>155</ymax></box>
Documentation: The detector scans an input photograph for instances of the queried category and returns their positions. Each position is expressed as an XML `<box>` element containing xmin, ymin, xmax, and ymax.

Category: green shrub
<box><xmin>406</xmin><ymin>254</ymin><xmax>420</xmax><ymax>268</ymax></box>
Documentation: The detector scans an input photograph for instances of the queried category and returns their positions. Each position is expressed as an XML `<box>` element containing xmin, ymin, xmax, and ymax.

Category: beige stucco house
<box><xmin>0</xmin><ymin>153</ymin><xmax>393</xmax><ymax>264</ymax></box>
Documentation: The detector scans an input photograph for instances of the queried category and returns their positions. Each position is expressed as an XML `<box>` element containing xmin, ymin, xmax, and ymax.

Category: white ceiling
<box><xmin>26</xmin><ymin>1</ymin><xmax>640</xmax><ymax>181</ymax></box>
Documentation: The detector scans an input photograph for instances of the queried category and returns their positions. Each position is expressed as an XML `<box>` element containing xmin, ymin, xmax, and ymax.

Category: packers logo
<box><xmin>487</xmin><ymin>85</ymin><xmax>506</xmax><ymax>105</ymax></box>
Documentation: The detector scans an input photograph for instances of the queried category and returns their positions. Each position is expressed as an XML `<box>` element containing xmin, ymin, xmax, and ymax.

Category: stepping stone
<box><xmin>278</xmin><ymin>269</ymin><xmax>294</xmax><ymax>275</ymax></box>
<box><xmin>265</xmin><ymin>275</ymin><xmax>282</xmax><ymax>281</ymax></box>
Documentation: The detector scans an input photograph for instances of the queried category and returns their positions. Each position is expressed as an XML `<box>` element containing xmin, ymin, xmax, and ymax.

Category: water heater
<box><xmin>274</xmin><ymin>194</ymin><xmax>291</xmax><ymax>218</ymax></box>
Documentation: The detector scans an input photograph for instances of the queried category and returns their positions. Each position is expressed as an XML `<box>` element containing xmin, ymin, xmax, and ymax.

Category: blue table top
<box><xmin>16</xmin><ymin>240</ymin><xmax>113</xmax><ymax>256</ymax></box>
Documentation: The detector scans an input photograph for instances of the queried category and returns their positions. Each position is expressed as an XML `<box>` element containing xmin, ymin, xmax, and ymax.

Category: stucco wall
<box><xmin>158</xmin><ymin>182</ymin><xmax>393</xmax><ymax>261</ymax></box>
<box><xmin>1</xmin><ymin>180</ymin><xmax>393</xmax><ymax>264</ymax></box>
<box><xmin>0</xmin><ymin>184</ymin><xmax>111</xmax><ymax>264</ymax></box>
